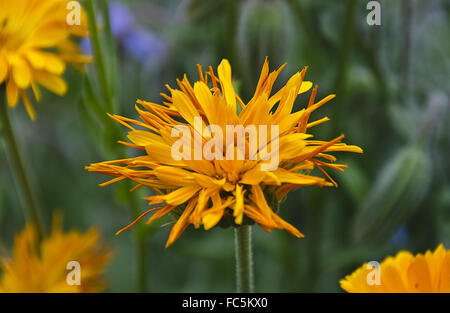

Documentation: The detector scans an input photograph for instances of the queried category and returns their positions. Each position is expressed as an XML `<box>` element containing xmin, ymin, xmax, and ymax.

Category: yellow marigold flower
<box><xmin>0</xmin><ymin>0</ymin><xmax>90</xmax><ymax>120</ymax></box>
<box><xmin>0</xmin><ymin>216</ymin><xmax>112</xmax><ymax>292</ymax></box>
<box><xmin>340</xmin><ymin>244</ymin><xmax>450</xmax><ymax>293</ymax></box>
<box><xmin>86</xmin><ymin>58</ymin><xmax>363</xmax><ymax>247</ymax></box>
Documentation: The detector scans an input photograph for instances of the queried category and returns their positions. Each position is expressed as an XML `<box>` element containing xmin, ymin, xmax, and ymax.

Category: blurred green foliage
<box><xmin>0</xmin><ymin>0</ymin><xmax>449</xmax><ymax>292</ymax></box>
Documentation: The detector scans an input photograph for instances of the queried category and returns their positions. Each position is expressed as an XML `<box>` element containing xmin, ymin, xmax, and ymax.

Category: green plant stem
<box><xmin>0</xmin><ymin>86</ymin><xmax>44</xmax><ymax>243</ymax></box>
<box><xmin>85</xmin><ymin>0</ymin><xmax>114</xmax><ymax>112</ymax></box>
<box><xmin>83</xmin><ymin>0</ymin><xmax>149</xmax><ymax>292</ymax></box>
<box><xmin>135</xmin><ymin>226</ymin><xmax>148</xmax><ymax>292</ymax></box>
<box><xmin>234</xmin><ymin>225</ymin><xmax>254</xmax><ymax>293</ymax></box>
<box><xmin>100</xmin><ymin>0</ymin><xmax>118</xmax><ymax>99</ymax></box>
<box><xmin>124</xmin><ymin>180</ymin><xmax>149</xmax><ymax>293</ymax></box>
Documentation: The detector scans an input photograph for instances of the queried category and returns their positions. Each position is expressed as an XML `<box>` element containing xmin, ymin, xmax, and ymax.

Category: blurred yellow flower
<box><xmin>0</xmin><ymin>0</ymin><xmax>90</xmax><ymax>120</ymax></box>
<box><xmin>340</xmin><ymin>244</ymin><xmax>450</xmax><ymax>293</ymax></box>
<box><xmin>86</xmin><ymin>58</ymin><xmax>362</xmax><ymax>247</ymax></box>
<box><xmin>0</xmin><ymin>216</ymin><xmax>112</xmax><ymax>293</ymax></box>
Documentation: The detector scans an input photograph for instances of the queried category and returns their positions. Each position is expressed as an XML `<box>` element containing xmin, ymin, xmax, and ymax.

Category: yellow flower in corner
<box><xmin>340</xmin><ymin>244</ymin><xmax>450</xmax><ymax>293</ymax></box>
<box><xmin>0</xmin><ymin>0</ymin><xmax>90</xmax><ymax>119</ymax></box>
<box><xmin>0</xmin><ymin>216</ymin><xmax>112</xmax><ymax>293</ymax></box>
<box><xmin>86</xmin><ymin>58</ymin><xmax>363</xmax><ymax>247</ymax></box>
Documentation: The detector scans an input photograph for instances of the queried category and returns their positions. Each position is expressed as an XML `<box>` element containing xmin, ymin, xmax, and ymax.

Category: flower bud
<box><xmin>352</xmin><ymin>145</ymin><xmax>432</xmax><ymax>244</ymax></box>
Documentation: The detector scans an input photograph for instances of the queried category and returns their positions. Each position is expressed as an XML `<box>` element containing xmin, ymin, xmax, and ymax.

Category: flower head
<box><xmin>340</xmin><ymin>244</ymin><xmax>450</xmax><ymax>293</ymax></box>
<box><xmin>0</xmin><ymin>215</ymin><xmax>112</xmax><ymax>292</ymax></box>
<box><xmin>0</xmin><ymin>0</ymin><xmax>90</xmax><ymax>119</ymax></box>
<box><xmin>86</xmin><ymin>58</ymin><xmax>363</xmax><ymax>247</ymax></box>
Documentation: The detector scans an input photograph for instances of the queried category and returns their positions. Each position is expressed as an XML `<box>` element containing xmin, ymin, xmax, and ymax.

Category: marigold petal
<box><xmin>407</xmin><ymin>254</ymin><xmax>433</xmax><ymax>292</ymax></box>
<box><xmin>166</xmin><ymin>200</ymin><xmax>196</xmax><ymax>247</ymax></box>
<box><xmin>12</xmin><ymin>56</ymin><xmax>31</xmax><ymax>89</ymax></box>
<box><xmin>34</xmin><ymin>71</ymin><xmax>67</xmax><ymax>95</ymax></box>
<box><xmin>233</xmin><ymin>184</ymin><xmax>245</xmax><ymax>224</ymax></box>
<box><xmin>0</xmin><ymin>54</ymin><xmax>7</xmax><ymax>84</ymax></box>
<box><xmin>6</xmin><ymin>80</ymin><xmax>19</xmax><ymax>107</ymax></box>
<box><xmin>163</xmin><ymin>185</ymin><xmax>201</xmax><ymax>206</ymax></box>
<box><xmin>217</xmin><ymin>59</ymin><xmax>236</xmax><ymax>112</ymax></box>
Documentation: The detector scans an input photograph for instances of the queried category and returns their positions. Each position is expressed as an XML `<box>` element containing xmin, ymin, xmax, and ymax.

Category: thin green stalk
<box><xmin>100</xmin><ymin>0</ymin><xmax>118</xmax><ymax>99</ymax></box>
<box><xmin>234</xmin><ymin>225</ymin><xmax>254</xmax><ymax>293</ymax></box>
<box><xmin>83</xmin><ymin>0</ymin><xmax>149</xmax><ymax>292</ymax></box>
<box><xmin>0</xmin><ymin>86</ymin><xmax>44</xmax><ymax>243</ymax></box>
<box><xmin>135</xmin><ymin>225</ymin><xmax>148</xmax><ymax>292</ymax></box>
<box><xmin>84</xmin><ymin>0</ymin><xmax>114</xmax><ymax>112</ymax></box>
<box><xmin>123</xmin><ymin>180</ymin><xmax>149</xmax><ymax>293</ymax></box>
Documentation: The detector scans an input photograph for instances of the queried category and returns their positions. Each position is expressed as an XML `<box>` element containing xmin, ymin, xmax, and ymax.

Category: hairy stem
<box><xmin>234</xmin><ymin>225</ymin><xmax>254</xmax><ymax>293</ymax></box>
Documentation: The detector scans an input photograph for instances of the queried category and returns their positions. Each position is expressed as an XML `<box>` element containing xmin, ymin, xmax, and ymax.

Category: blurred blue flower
<box><xmin>81</xmin><ymin>1</ymin><xmax>168</xmax><ymax>64</ymax></box>
<box><xmin>108</xmin><ymin>1</ymin><xmax>135</xmax><ymax>38</ymax></box>
<box><xmin>122</xmin><ymin>29</ymin><xmax>167</xmax><ymax>64</ymax></box>
<box><xmin>389</xmin><ymin>226</ymin><xmax>410</xmax><ymax>246</ymax></box>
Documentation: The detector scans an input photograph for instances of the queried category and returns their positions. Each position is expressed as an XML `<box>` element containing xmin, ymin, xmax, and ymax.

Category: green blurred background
<box><xmin>0</xmin><ymin>0</ymin><xmax>449</xmax><ymax>292</ymax></box>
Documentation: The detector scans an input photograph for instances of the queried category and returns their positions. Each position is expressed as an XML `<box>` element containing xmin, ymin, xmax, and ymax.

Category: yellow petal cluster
<box><xmin>340</xmin><ymin>244</ymin><xmax>450</xmax><ymax>293</ymax></box>
<box><xmin>86</xmin><ymin>58</ymin><xmax>363</xmax><ymax>247</ymax></box>
<box><xmin>0</xmin><ymin>216</ymin><xmax>112</xmax><ymax>292</ymax></box>
<box><xmin>0</xmin><ymin>0</ymin><xmax>90</xmax><ymax>119</ymax></box>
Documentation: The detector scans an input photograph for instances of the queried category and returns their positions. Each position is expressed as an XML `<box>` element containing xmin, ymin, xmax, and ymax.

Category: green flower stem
<box><xmin>84</xmin><ymin>0</ymin><xmax>149</xmax><ymax>293</ymax></box>
<box><xmin>234</xmin><ymin>225</ymin><xmax>254</xmax><ymax>293</ymax></box>
<box><xmin>135</xmin><ymin>225</ymin><xmax>148</xmax><ymax>292</ymax></box>
<box><xmin>84</xmin><ymin>0</ymin><xmax>114</xmax><ymax>112</ymax></box>
<box><xmin>0</xmin><ymin>86</ymin><xmax>44</xmax><ymax>243</ymax></box>
<box><xmin>124</xmin><ymin>179</ymin><xmax>149</xmax><ymax>293</ymax></box>
<box><xmin>99</xmin><ymin>0</ymin><xmax>118</xmax><ymax>98</ymax></box>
